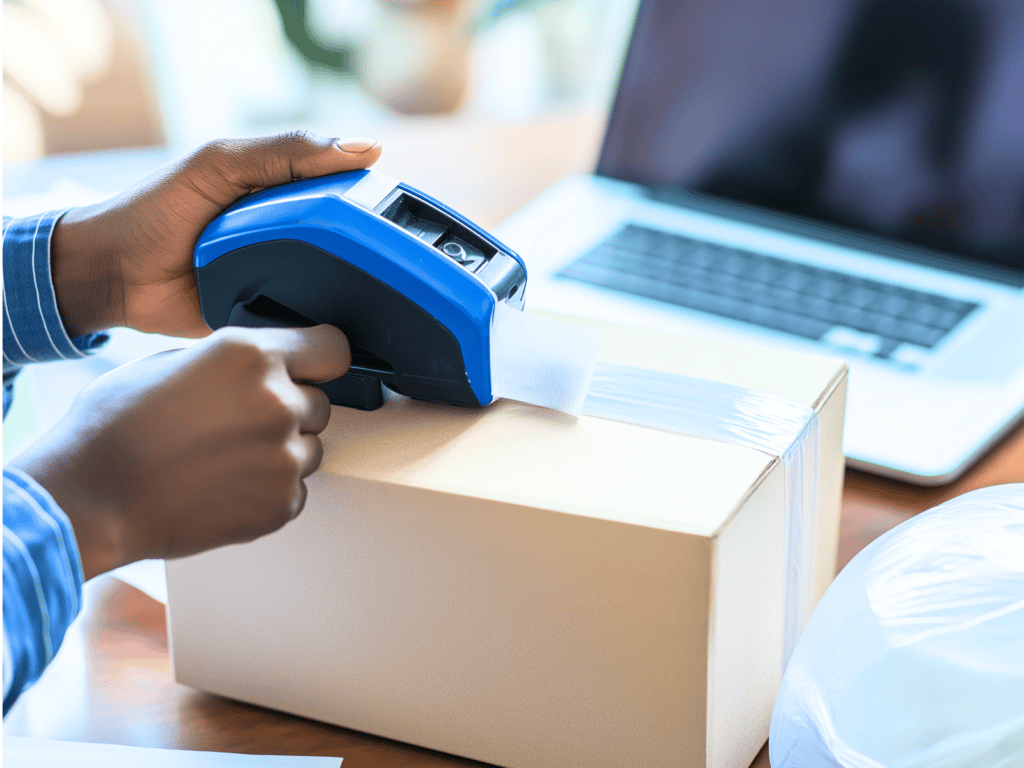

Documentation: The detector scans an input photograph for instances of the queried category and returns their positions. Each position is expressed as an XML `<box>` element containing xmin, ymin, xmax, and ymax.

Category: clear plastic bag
<box><xmin>770</xmin><ymin>483</ymin><xmax>1024</xmax><ymax>768</ymax></box>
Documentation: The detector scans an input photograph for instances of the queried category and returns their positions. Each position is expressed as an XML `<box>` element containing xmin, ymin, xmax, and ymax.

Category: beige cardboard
<box><xmin>167</xmin><ymin>314</ymin><xmax>847</xmax><ymax>768</ymax></box>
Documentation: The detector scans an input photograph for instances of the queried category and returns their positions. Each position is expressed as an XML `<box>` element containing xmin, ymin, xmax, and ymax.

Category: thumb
<box><xmin>188</xmin><ymin>131</ymin><xmax>383</xmax><ymax>201</ymax></box>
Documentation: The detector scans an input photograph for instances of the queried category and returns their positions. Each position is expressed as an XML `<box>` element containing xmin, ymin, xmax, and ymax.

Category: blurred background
<box><xmin>2</xmin><ymin>0</ymin><xmax>639</xmax><ymax>162</ymax></box>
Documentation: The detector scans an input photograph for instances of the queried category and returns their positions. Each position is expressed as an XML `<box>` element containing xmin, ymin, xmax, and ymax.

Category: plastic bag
<box><xmin>770</xmin><ymin>483</ymin><xmax>1024</xmax><ymax>768</ymax></box>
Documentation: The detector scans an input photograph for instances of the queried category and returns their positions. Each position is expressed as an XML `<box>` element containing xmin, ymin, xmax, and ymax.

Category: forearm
<box><xmin>3</xmin><ymin>468</ymin><xmax>85</xmax><ymax>714</ymax></box>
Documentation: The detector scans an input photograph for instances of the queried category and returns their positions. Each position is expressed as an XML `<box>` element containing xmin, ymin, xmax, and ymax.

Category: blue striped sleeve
<box><xmin>3</xmin><ymin>467</ymin><xmax>85</xmax><ymax>714</ymax></box>
<box><xmin>3</xmin><ymin>211</ymin><xmax>103</xmax><ymax>710</ymax></box>
<box><xmin>2</xmin><ymin>212</ymin><xmax>108</xmax><ymax>417</ymax></box>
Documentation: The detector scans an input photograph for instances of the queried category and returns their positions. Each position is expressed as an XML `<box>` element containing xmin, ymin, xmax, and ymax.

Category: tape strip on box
<box><xmin>584</xmin><ymin>363</ymin><xmax>819</xmax><ymax>665</ymax></box>
<box><xmin>490</xmin><ymin>304</ymin><xmax>819</xmax><ymax>664</ymax></box>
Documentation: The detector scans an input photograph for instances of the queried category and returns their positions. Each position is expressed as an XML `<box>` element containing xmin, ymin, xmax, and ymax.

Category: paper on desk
<box><xmin>3</xmin><ymin>738</ymin><xmax>341</xmax><ymax>766</ymax></box>
<box><xmin>110</xmin><ymin>559</ymin><xmax>168</xmax><ymax>604</ymax></box>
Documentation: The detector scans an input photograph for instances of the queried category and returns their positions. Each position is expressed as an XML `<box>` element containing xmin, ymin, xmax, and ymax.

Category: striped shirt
<box><xmin>3</xmin><ymin>211</ymin><xmax>108</xmax><ymax>714</ymax></box>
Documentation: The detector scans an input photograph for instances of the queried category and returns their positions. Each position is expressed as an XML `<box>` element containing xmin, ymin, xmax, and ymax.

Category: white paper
<box><xmin>110</xmin><ymin>559</ymin><xmax>168</xmax><ymax>604</ymax></box>
<box><xmin>3</xmin><ymin>737</ymin><xmax>341</xmax><ymax>766</ymax></box>
<box><xmin>489</xmin><ymin>304</ymin><xmax>599</xmax><ymax>415</ymax></box>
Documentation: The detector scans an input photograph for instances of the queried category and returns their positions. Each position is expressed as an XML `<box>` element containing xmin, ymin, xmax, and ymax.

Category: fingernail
<box><xmin>335</xmin><ymin>138</ymin><xmax>380</xmax><ymax>153</ymax></box>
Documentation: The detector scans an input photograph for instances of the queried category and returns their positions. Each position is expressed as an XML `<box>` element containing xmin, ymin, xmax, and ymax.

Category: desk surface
<box><xmin>5</xmin><ymin>112</ymin><xmax>1024</xmax><ymax>767</ymax></box>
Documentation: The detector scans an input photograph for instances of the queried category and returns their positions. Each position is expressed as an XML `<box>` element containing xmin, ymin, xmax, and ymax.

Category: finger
<box><xmin>289</xmin><ymin>433</ymin><xmax>325</xmax><ymax>480</ymax></box>
<box><xmin>255</xmin><ymin>324</ymin><xmax>352</xmax><ymax>383</ymax></box>
<box><xmin>296</xmin><ymin>384</ymin><xmax>332</xmax><ymax>434</ymax></box>
<box><xmin>290</xmin><ymin>480</ymin><xmax>309</xmax><ymax>521</ymax></box>
<box><xmin>200</xmin><ymin>132</ymin><xmax>383</xmax><ymax>195</ymax></box>
<box><xmin>290</xmin><ymin>135</ymin><xmax>384</xmax><ymax>181</ymax></box>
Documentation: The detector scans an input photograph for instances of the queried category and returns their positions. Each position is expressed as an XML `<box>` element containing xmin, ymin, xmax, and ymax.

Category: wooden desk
<box><xmin>5</xmin><ymin>113</ymin><xmax>1024</xmax><ymax>766</ymax></box>
<box><xmin>6</xmin><ymin>423</ymin><xmax>1022</xmax><ymax>767</ymax></box>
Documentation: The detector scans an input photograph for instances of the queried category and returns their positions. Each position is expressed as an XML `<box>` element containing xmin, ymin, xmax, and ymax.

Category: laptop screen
<box><xmin>598</xmin><ymin>0</ymin><xmax>1024</xmax><ymax>273</ymax></box>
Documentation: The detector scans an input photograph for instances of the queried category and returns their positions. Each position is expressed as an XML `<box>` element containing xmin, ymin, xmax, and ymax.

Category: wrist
<box><xmin>9</xmin><ymin>427</ymin><xmax>134</xmax><ymax>581</ymax></box>
<box><xmin>51</xmin><ymin>205</ymin><xmax>123</xmax><ymax>337</ymax></box>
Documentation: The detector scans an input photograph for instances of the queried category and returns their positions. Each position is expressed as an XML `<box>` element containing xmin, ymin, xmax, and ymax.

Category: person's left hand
<box><xmin>51</xmin><ymin>131</ymin><xmax>382</xmax><ymax>339</ymax></box>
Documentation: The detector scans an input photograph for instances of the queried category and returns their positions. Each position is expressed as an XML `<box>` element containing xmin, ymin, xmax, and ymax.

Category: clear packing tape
<box><xmin>490</xmin><ymin>304</ymin><xmax>820</xmax><ymax>663</ymax></box>
<box><xmin>770</xmin><ymin>484</ymin><xmax>1024</xmax><ymax>768</ymax></box>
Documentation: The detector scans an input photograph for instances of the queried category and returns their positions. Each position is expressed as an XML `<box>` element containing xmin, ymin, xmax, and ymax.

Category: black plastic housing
<box><xmin>195</xmin><ymin>240</ymin><xmax>483</xmax><ymax>410</ymax></box>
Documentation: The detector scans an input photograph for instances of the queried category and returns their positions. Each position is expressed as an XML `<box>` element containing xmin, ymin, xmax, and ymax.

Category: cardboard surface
<box><xmin>167</xmin><ymin>316</ymin><xmax>847</xmax><ymax>768</ymax></box>
<box><xmin>318</xmin><ymin>394</ymin><xmax>772</xmax><ymax>536</ymax></box>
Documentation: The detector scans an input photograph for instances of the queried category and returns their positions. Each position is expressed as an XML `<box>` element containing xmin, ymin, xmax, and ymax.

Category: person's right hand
<box><xmin>8</xmin><ymin>324</ymin><xmax>351</xmax><ymax>580</ymax></box>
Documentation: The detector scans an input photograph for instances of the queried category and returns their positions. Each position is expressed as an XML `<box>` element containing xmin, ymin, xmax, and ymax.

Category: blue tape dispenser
<box><xmin>194</xmin><ymin>170</ymin><xmax>527</xmax><ymax>411</ymax></box>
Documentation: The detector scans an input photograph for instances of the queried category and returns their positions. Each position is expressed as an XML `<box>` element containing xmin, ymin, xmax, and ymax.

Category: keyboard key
<box><xmin>865</xmin><ymin>314</ymin><xmax>903</xmax><ymax>338</ymax></box>
<box><xmin>761</xmin><ymin>287</ymin><xmax>802</xmax><ymax>310</ymax></box>
<box><xmin>848</xmin><ymin>286</ymin><xmax>878</xmax><ymax>307</ymax></box>
<box><xmin>809</xmin><ymin>278</ymin><xmax>845</xmax><ymax>299</ymax></box>
<box><xmin>800</xmin><ymin>296</ymin><xmax>836</xmax><ymax>318</ymax></box>
<box><xmin>878</xmin><ymin>293</ymin><xmax>911</xmax><ymax>316</ymax></box>
<box><xmin>909</xmin><ymin>302</ymin><xmax>942</xmax><ymax>326</ymax></box>
<box><xmin>874</xmin><ymin>337</ymin><xmax>903</xmax><ymax>359</ymax></box>
<box><xmin>897</xmin><ymin>322</ymin><xmax>945</xmax><ymax>348</ymax></box>
<box><xmin>780</xmin><ymin>270</ymin><xmax>811</xmax><ymax>291</ymax></box>
<box><xmin>750</xmin><ymin>262</ymin><xmax>778</xmax><ymax>283</ymax></box>
<box><xmin>932</xmin><ymin>308</ymin><xmax>962</xmax><ymax>330</ymax></box>
<box><xmin>823</xmin><ymin>326</ymin><xmax>883</xmax><ymax>355</ymax></box>
<box><xmin>757</xmin><ymin>312</ymin><xmax>832</xmax><ymax>340</ymax></box>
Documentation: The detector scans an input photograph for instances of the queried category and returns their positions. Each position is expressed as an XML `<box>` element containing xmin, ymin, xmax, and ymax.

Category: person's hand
<box><xmin>50</xmin><ymin>132</ymin><xmax>382</xmax><ymax>339</ymax></box>
<box><xmin>8</xmin><ymin>324</ymin><xmax>350</xmax><ymax>580</ymax></box>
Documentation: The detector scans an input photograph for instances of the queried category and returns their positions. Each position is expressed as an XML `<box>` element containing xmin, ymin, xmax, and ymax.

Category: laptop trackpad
<box><xmin>930</xmin><ymin>303</ymin><xmax>1024</xmax><ymax>383</ymax></box>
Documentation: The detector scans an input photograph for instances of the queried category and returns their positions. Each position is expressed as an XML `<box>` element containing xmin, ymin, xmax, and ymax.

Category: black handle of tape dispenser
<box><xmin>226</xmin><ymin>299</ymin><xmax>385</xmax><ymax>411</ymax></box>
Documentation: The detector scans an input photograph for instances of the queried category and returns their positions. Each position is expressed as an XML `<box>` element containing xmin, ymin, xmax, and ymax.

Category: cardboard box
<box><xmin>167</xmin><ymin>315</ymin><xmax>847</xmax><ymax>768</ymax></box>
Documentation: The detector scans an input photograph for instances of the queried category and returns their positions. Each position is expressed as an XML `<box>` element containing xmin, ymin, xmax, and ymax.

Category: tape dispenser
<box><xmin>194</xmin><ymin>170</ymin><xmax>527</xmax><ymax>411</ymax></box>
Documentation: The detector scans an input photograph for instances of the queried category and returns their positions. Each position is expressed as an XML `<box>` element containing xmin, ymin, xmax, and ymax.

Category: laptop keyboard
<box><xmin>558</xmin><ymin>224</ymin><xmax>979</xmax><ymax>360</ymax></box>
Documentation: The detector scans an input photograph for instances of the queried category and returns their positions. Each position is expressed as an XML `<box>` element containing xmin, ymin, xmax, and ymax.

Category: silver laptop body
<box><xmin>498</xmin><ymin>0</ymin><xmax>1024</xmax><ymax>484</ymax></box>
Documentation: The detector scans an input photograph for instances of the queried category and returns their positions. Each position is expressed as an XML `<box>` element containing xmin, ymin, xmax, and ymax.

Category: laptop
<box><xmin>497</xmin><ymin>0</ymin><xmax>1024</xmax><ymax>485</ymax></box>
